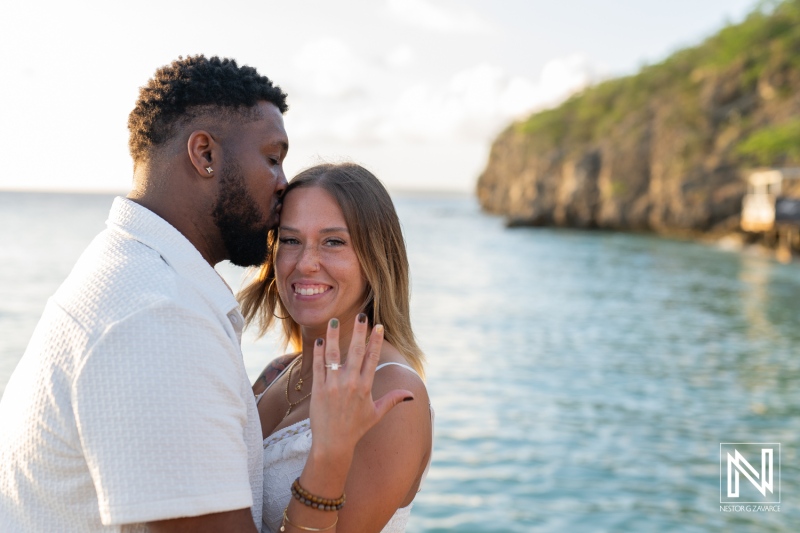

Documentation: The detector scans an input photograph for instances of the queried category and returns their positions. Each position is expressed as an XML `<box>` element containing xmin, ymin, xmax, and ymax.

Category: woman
<box><xmin>239</xmin><ymin>163</ymin><xmax>433</xmax><ymax>533</ymax></box>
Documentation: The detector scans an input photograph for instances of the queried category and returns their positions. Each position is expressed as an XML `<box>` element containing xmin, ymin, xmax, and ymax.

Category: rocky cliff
<box><xmin>477</xmin><ymin>1</ymin><xmax>800</xmax><ymax>236</ymax></box>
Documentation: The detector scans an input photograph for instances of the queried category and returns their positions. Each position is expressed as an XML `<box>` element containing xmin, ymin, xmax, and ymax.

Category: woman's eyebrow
<box><xmin>279</xmin><ymin>226</ymin><xmax>349</xmax><ymax>233</ymax></box>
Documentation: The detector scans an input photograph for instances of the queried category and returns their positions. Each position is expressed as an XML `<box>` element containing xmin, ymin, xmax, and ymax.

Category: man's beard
<box><xmin>212</xmin><ymin>161</ymin><xmax>278</xmax><ymax>267</ymax></box>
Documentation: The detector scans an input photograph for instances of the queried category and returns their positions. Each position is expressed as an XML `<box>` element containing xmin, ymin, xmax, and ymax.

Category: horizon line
<box><xmin>0</xmin><ymin>185</ymin><xmax>474</xmax><ymax>197</ymax></box>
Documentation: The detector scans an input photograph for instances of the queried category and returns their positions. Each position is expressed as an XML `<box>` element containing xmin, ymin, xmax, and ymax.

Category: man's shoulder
<box><xmin>53</xmin><ymin>228</ymin><xmax>195</xmax><ymax>330</ymax></box>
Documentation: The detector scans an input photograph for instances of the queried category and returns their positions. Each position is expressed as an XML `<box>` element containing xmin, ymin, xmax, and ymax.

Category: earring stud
<box><xmin>206</xmin><ymin>166</ymin><xmax>213</xmax><ymax>174</ymax></box>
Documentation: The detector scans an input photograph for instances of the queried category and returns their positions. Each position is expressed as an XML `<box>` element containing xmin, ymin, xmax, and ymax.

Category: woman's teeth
<box><xmin>295</xmin><ymin>285</ymin><xmax>329</xmax><ymax>296</ymax></box>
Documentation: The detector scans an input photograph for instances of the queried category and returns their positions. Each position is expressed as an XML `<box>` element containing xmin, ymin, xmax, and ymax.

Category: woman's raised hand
<box><xmin>291</xmin><ymin>315</ymin><xmax>417</xmax><ymax>530</ymax></box>
<box><xmin>308</xmin><ymin>314</ymin><xmax>414</xmax><ymax>460</ymax></box>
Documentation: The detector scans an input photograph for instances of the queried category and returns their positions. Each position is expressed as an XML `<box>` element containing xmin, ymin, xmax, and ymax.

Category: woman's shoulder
<box><xmin>373</xmin><ymin>343</ymin><xmax>428</xmax><ymax>398</ymax></box>
<box><xmin>252</xmin><ymin>352</ymin><xmax>300</xmax><ymax>396</ymax></box>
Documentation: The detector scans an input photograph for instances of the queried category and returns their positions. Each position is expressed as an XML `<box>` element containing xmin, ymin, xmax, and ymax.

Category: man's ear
<box><xmin>187</xmin><ymin>130</ymin><xmax>218</xmax><ymax>178</ymax></box>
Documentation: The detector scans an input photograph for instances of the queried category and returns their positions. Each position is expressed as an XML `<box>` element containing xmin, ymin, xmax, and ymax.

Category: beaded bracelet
<box><xmin>290</xmin><ymin>477</ymin><xmax>346</xmax><ymax>511</ymax></box>
<box><xmin>280</xmin><ymin>508</ymin><xmax>338</xmax><ymax>532</ymax></box>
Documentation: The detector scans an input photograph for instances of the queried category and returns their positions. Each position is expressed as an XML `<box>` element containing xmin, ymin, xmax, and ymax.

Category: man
<box><xmin>0</xmin><ymin>55</ymin><xmax>288</xmax><ymax>532</ymax></box>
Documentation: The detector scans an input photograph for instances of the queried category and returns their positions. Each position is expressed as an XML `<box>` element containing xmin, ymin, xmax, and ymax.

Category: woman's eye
<box><xmin>279</xmin><ymin>237</ymin><xmax>300</xmax><ymax>245</ymax></box>
<box><xmin>325</xmin><ymin>238</ymin><xmax>346</xmax><ymax>247</ymax></box>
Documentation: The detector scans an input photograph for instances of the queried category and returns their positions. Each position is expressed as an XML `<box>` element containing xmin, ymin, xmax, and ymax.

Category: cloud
<box><xmin>288</xmin><ymin>52</ymin><xmax>603</xmax><ymax>146</ymax></box>
<box><xmin>385</xmin><ymin>44</ymin><xmax>414</xmax><ymax>69</ymax></box>
<box><xmin>291</xmin><ymin>38</ymin><xmax>370</xmax><ymax>100</ymax></box>
<box><xmin>386</xmin><ymin>0</ymin><xmax>493</xmax><ymax>34</ymax></box>
<box><xmin>499</xmin><ymin>54</ymin><xmax>601</xmax><ymax>117</ymax></box>
<box><xmin>373</xmin><ymin>54</ymin><xmax>602</xmax><ymax>142</ymax></box>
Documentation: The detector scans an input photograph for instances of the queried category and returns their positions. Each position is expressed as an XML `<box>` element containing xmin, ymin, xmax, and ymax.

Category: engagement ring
<box><xmin>325</xmin><ymin>363</ymin><xmax>342</xmax><ymax>371</ymax></box>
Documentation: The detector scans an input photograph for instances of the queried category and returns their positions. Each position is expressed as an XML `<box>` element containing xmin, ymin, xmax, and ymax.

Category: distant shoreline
<box><xmin>0</xmin><ymin>188</ymin><xmax>474</xmax><ymax>198</ymax></box>
<box><xmin>0</xmin><ymin>188</ymin><xmax>126</xmax><ymax>196</ymax></box>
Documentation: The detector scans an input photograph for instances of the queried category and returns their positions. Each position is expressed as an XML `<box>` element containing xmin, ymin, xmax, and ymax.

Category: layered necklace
<box><xmin>282</xmin><ymin>356</ymin><xmax>312</xmax><ymax>421</ymax></box>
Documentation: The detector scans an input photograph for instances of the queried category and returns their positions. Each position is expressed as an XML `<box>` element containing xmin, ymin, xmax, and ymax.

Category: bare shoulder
<box><xmin>372</xmin><ymin>343</ymin><xmax>429</xmax><ymax>405</ymax></box>
<box><xmin>252</xmin><ymin>353</ymin><xmax>298</xmax><ymax>396</ymax></box>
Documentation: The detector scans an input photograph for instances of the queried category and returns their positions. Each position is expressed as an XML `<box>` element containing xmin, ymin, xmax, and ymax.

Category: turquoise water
<box><xmin>1</xmin><ymin>191</ymin><xmax>798</xmax><ymax>531</ymax></box>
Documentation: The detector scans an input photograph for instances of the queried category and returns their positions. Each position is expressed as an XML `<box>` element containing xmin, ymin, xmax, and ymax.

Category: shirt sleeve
<box><xmin>72</xmin><ymin>300</ymin><xmax>253</xmax><ymax>525</ymax></box>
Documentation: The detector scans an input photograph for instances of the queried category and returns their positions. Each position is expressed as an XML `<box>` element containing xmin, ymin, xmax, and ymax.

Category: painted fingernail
<box><xmin>403</xmin><ymin>396</ymin><xmax>414</xmax><ymax>402</ymax></box>
<box><xmin>315</xmin><ymin>338</ymin><xmax>324</xmax><ymax>347</ymax></box>
<box><xmin>375</xmin><ymin>324</ymin><xmax>384</xmax><ymax>335</ymax></box>
<box><xmin>330</xmin><ymin>318</ymin><xmax>339</xmax><ymax>329</ymax></box>
<box><xmin>357</xmin><ymin>313</ymin><xmax>367</xmax><ymax>324</ymax></box>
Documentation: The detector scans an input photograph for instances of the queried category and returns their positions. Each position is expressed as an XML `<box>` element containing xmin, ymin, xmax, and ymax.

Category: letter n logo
<box><xmin>720</xmin><ymin>443</ymin><xmax>780</xmax><ymax>504</ymax></box>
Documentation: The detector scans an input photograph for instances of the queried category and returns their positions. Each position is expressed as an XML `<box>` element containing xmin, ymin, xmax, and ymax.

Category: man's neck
<box><xmin>129</xmin><ymin>173</ymin><xmax>225</xmax><ymax>266</ymax></box>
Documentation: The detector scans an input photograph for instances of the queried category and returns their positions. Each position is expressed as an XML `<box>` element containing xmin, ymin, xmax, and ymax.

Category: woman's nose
<box><xmin>297</xmin><ymin>246</ymin><xmax>320</xmax><ymax>272</ymax></box>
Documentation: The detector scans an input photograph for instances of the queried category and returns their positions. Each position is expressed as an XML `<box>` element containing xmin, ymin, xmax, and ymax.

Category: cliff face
<box><xmin>477</xmin><ymin>1</ymin><xmax>800</xmax><ymax>235</ymax></box>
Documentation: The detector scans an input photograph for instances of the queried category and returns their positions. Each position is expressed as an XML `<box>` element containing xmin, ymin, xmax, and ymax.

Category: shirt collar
<box><xmin>106</xmin><ymin>196</ymin><xmax>239</xmax><ymax>315</ymax></box>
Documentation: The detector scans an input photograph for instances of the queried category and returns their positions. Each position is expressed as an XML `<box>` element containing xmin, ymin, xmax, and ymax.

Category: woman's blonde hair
<box><xmin>238</xmin><ymin>163</ymin><xmax>425</xmax><ymax>376</ymax></box>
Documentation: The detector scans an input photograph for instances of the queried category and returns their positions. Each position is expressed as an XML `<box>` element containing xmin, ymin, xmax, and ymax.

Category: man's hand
<box><xmin>148</xmin><ymin>507</ymin><xmax>257</xmax><ymax>533</ymax></box>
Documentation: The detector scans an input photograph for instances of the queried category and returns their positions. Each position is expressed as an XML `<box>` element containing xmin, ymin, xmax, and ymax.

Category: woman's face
<box><xmin>276</xmin><ymin>186</ymin><xmax>367</xmax><ymax>332</ymax></box>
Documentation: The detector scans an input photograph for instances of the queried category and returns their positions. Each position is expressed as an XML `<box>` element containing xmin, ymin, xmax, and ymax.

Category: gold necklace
<box><xmin>283</xmin><ymin>356</ymin><xmax>312</xmax><ymax>421</ymax></box>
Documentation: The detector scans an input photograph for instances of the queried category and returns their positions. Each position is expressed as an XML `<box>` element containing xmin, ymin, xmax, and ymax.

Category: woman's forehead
<box><xmin>281</xmin><ymin>186</ymin><xmax>347</xmax><ymax>229</ymax></box>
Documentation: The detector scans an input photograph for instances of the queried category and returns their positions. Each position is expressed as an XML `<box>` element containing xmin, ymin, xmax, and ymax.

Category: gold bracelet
<box><xmin>280</xmin><ymin>508</ymin><xmax>338</xmax><ymax>532</ymax></box>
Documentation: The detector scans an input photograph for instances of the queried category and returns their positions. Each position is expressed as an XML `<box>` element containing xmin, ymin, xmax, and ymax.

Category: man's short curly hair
<box><xmin>128</xmin><ymin>55</ymin><xmax>288</xmax><ymax>163</ymax></box>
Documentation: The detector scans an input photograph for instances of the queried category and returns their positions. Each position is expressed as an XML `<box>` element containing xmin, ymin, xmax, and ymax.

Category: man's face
<box><xmin>212</xmin><ymin>102</ymin><xmax>289</xmax><ymax>267</ymax></box>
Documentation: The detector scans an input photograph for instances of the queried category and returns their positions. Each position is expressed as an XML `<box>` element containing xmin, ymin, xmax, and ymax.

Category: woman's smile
<box><xmin>291</xmin><ymin>282</ymin><xmax>332</xmax><ymax>297</ymax></box>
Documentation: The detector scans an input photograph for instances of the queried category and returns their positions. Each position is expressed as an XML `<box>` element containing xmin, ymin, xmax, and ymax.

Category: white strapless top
<box><xmin>259</xmin><ymin>362</ymin><xmax>432</xmax><ymax>533</ymax></box>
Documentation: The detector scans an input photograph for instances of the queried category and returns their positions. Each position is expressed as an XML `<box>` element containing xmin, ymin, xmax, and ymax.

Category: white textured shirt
<box><xmin>0</xmin><ymin>197</ymin><xmax>263</xmax><ymax>532</ymax></box>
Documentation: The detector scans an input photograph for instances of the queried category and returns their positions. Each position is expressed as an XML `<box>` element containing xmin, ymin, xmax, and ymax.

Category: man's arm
<box><xmin>148</xmin><ymin>508</ymin><xmax>257</xmax><ymax>533</ymax></box>
<box><xmin>74</xmin><ymin>302</ymin><xmax>259</xmax><ymax>527</ymax></box>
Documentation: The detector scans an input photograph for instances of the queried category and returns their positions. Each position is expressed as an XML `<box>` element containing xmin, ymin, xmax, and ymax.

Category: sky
<box><xmin>0</xmin><ymin>0</ymin><xmax>758</xmax><ymax>193</ymax></box>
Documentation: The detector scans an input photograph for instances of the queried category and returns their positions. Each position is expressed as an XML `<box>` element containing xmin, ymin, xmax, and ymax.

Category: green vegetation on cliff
<box><xmin>736</xmin><ymin>119</ymin><xmax>800</xmax><ymax>164</ymax></box>
<box><xmin>478</xmin><ymin>0</ymin><xmax>800</xmax><ymax>233</ymax></box>
<box><xmin>520</xmin><ymin>0</ymin><xmax>800</xmax><ymax>163</ymax></box>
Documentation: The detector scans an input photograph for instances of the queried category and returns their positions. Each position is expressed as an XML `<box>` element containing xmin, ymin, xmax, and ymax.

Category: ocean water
<box><xmin>1</xmin><ymin>190</ymin><xmax>798</xmax><ymax>531</ymax></box>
